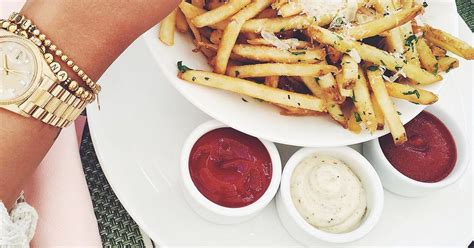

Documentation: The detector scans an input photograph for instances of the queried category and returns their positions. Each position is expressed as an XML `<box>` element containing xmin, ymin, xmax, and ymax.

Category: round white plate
<box><xmin>87</xmin><ymin>11</ymin><xmax>473</xmax><ymax>246</ymax></box>
<box><xmin>143</xmin><ymin>1</ymin><xmax>458</xmax><ymax>147</ymax></box>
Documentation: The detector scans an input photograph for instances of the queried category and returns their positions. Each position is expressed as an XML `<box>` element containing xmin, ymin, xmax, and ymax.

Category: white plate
<box><xmin>143</xmin><ymin>1</ymin><xmax>458</xmax><ymax>147</ymax></box>
<box><xmin>87</xmin><ymin>14</ymin><xmax>473</xmax><ymax>246</ymax></box>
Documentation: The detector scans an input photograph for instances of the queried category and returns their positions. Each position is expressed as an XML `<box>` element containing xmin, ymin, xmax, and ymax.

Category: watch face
<box><xmin>0</xmin><ymin>41</ymin><xmax>37</xmax><ymax>101</ymax></box>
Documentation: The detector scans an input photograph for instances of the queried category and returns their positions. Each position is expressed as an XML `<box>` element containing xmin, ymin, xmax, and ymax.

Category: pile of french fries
<box><xmin>159</xmin><ymin>0</ymin><xmax>474</xmax><ymax>145</ymax></box>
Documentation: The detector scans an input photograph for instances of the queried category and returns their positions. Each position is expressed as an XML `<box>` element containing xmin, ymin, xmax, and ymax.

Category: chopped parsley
<box><xmin>235</xmin><ymin>70</ymin><xmax>240</xmax><ymax>77</ymax></box>
<box><xmin>204</xmin><ymin>77</ymin><xmax>210</xmax><ymax>80</ymax></box>
<box><xmin>241</xmin><ymin>98</ymin><xmax>248</xmax><ymax>102</ymax></box>
<box><xmin>403</xmin><ymin>89</ymin><xmax>420</xmax><ymax>99</ymax></box>
<box><xmin>380</xmin><ymin>60</ymin><xmax>386</xmax><ymax>66</ymax></box>
<box><xmin>354</xmin><ymin>112</ymin><xmax>362</xmax><ymax>122</ymax></box>
<box><xmin>433</xmin><ymin>63</ymin><xmax>439</xmax><ymax>75</ymax></box>
<box><xmin>290</xmin><ymin>51</ymin><xmax>306</xmax><ymax>55</ymax></box>
<box><xmin>397</xmin><ymin>111</ymin><xmax>402</xmax><ymax>115</ymax></box>
<box><xmin>395</xmin><ymin>65</ymin><xmax>403</xmax><ymax>71</ymax></box>
<box><xmin>192</xmin><ymin>76</ymin><xmax>196</xmax><ymax>81</ymax></box>
<box><xmin>422</xmin><ymin>1</ymin><xmax>428</xmax><ymax>7</ymax></box>
<box><xmin>404</xmin><ymin>35</ymin><xmax>418</xmax><ymax>50</ymax></box>
<box><xmin>177</xmin><ymin>61</ymin><xmax>191</xmax><ymax>73</ymax></box>
<box><xmin>351</xmin><ymin>90</ymin><xmax>357</xmax><ymax>102</ymax></box>
<box><xmin>367</xmin><ymin>65</ymin><xmax>379</xmax><ymax>71</ymax></box>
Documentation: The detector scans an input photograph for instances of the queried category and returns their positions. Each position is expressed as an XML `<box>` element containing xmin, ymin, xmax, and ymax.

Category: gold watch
<box><xmin>0</xmin><ymin>28</ymin><xmax>86</xmax><ymax>128</ymax></box>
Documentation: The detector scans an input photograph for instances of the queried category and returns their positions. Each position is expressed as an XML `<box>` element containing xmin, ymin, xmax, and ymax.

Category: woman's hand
<box><xmin>0</xmin><ymin>0</ymin><xmax>179</xmax><ymax>210</ymax></box>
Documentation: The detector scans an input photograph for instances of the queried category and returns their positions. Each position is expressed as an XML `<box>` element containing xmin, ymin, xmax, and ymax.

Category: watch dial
<box><xmin>0</xmin><ymin>41</ymin><xmax>37</xmax><ymax>101</ymax></box>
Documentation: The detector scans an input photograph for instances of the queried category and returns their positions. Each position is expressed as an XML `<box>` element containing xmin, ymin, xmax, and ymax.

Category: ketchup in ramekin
<box><xmin>379</xmin><ymin>111</ymin><xmax>457</xmax><ymax>183</ymax></box>
<box><xmin>189</xmin><ymin>128</ymin><xmax>272</xmax><ymax>208</ymax></box>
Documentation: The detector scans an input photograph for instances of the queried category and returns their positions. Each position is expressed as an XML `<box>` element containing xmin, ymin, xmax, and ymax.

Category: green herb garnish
<box><xmin>403</xmin><ymin>89</ymin><xmax>420</xmax><ymax>99</ymax></box>
<box><xmin>177</xmin><ymin>61</ymin><xmax>191</xmax><ymax>73</ymax></box>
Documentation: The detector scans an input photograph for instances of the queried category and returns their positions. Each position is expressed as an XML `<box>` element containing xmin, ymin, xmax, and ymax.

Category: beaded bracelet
<box><xmin>6</xmin><ymin>13</ymin><xmax>102</xmax><ymax>102</ymax></box>
<box><xmin>0</xmin><ymin>19</ymin><xmax>95</xmax><ymax>103</ymax></box>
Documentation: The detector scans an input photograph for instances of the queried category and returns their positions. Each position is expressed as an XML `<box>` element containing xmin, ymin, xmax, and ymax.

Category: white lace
<box><xmin>0</xmin><ymin>194</ymin><xmax>38</xmax><ymax>248</ymax></box>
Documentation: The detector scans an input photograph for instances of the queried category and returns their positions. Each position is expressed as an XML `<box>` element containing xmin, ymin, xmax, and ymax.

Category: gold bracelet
<box><xmin>0</xmin><ymin>19</ymin><xmax>96</xmax><ymax>103</ymax></box>
<box><xmin>7</xmin><ymin>13</ymin><xmax>102</xmax><ymax>98</ymax></box>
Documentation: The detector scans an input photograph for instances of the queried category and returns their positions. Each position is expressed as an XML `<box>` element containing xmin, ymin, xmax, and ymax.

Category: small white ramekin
<box><xmin>180</xmin><ymin>120</ymin><xmax>282</xmax><ymax>224</ymax></box>
<box><xmin>363</xmin><ymin>105</ymin><xmax>469</xmax><ymax>197</ymax></box>
<box><xmin>276</xmin><ymin>147</ymin><xmax>384</xmax><ymax>244</ymax></box>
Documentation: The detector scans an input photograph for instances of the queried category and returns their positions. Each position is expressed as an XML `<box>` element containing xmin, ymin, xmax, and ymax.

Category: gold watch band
<box><xmin>18</xmin><ymin>76</ymin><xmax>87</xmax><ymax>128</ymax></box>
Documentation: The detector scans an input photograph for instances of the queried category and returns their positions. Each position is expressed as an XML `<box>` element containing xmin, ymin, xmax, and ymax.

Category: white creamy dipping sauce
<box><xmin>290</xmin><ymin>154</ymin><xmax>367</xmax><ymax>233</ymax></box>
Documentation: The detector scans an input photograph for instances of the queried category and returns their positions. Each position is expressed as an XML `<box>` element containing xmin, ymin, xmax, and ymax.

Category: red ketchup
<box><xmin>380</xmin><ymin>111</ymin><xmax>457</xmax><ymax>183</ymax></box>
<box><xmin>189</xmin><ymin>128</ymin><xmax>272</xmax><ymax>208</ymax></box>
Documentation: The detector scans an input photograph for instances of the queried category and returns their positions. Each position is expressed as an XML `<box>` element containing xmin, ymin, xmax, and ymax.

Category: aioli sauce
<box><xmin>291</xmin><ymin>155</ymin><xmax>366</xmax><ymax>234</ymax></box>
<box><xmin>189</xmin><ymin>128</ymin><xmax>272</xmax><ymax>208</ymax></box>
<box><xmin>380</xmin><ymin>111</ymin><xmax>457</xmax><ymax>183</ymax></box>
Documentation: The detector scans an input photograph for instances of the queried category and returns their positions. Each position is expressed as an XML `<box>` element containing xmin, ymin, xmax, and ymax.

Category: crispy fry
<box><xmin>335</xmin><ymin>72</ymin><xmax>353</xmax><ymax>97</ymax></box>
<box><xmin>264</xmin><ymin>76</ymin><xmax>319</xmax><ymax>116</ymax></box>
<box><xmin>240</xmin><ymin>15</ymin><xmax>331</xmax><ymax>33</ymax></box>
<box><xmin>278</xmin><ymin>1</ymin><xmax>303</xmax><ymax>17</ymax></box>
<box><xmin>416</xmin><ymin>37</ymin><xmax>438</xmax><ymax>73</ymax></box>
<box><xmin>232</xmin><ymin>44</ymin><xmax>325</xmax><ymax>64</ymax></box>
<box><xmin>373</xmin><ymin>0</ymin><xmax>405</xmax><ymax>53</ymax></box>
<box><xmin>422</xmin><ymin>25</ymin><xmax>474</xmax><ymax>60</ymax></box>
<box><xmin>272</xmin><ymin>0</ymin><xmax>288</xmax><ymax>9</ymax></box>
<box><xmin>353</xmin><ymin>67</ymin><xmax>377</xmax><ymax>133</ymax></box>
<box><xmin>159</xmin><ymin>9</ymin><xmax>177</xmax><ymax>46</ymax></box>
<box><xmin>210</xmin><ymin>29</ymin><xmax>223</xmax><ymax>44</ymax></box>
<box><xmin>246</xmin><ymin>38</ymin><xmax>312</xmax><ymax>48</ymax></box>
<box><xmin>430</xmin><ymin>46</ymin><xmax>447</xmax><ymax>57</ymax></box>
<box><xmin>437</xmin><ymin>56</ymin><xmax>459</xmax><ymax>72</ymax></box>
<box><xmin>370</xmin><ymin>94</ymin><xmax>384</xmax><ymax>130</ymax></box>
<box><xmin>176</xmin><ymin>9</ymin><xmax>189</xmax><ymax>33</ymax></box>
<box><xmin>264</xmin><ymin>76</ymin><xmax>280</xmax><ymax>88</ymax></box>
<box><xmin>180</xmin><ymin>70</ymin><xmax>326</xmax><ymax>112</ymax></box>
<box><xmin>308</xmin><ymin>26</ymin><xmax>442</xmax><ymax>84</ymax></box>
<box><xmin>227</xmin><ymin>63</ymin><xmax>338</xmax><ymax>78</ymax></box>
<box><xmin>301</xmin><ymin>76</ymin><xmax>347</xmax><ymax>127</ymax></box>
<box><xmin>256</xmin><ymin>8</ymin><xmax>279</xmax><ymax>18</ymax></box>
<box><xmin>366</xmin><ymin>67</ymin><xmax>407</xmax><ymax>144</ymax></box>
<box><xmin>385</xmin><ymin>82</ymin><xmax>438</xmax><ymax>105</ymax></box>
<box><xmin>179</xmin><ymin>2</ymin><xmax>228</xmax><ymax>30</ymax></box>
<box><xmin>215</xmin><ymin>0</ymin><xmax>273</xmax><ymax>74</ymax></box>
<box><xmin>191</xmin><ymin>0</ymin><xmax>205</xmax><ymax>8</ymax></box>
<box><xmin>326</xmin><ymin>45</ymin><xmax>343</xmax><ymax>64</ymax></box>
<box><xmin>341</xmin><ymin>55</ymin><xmax>358</xmax><ymax>89</ymax></box>
<box><xmin>348</xmin><ymin>106</ymin><xmax>362</xmax><ymax>134</ymax></box>
<box><xmin>192</xmin><ymin>0</ymin><xmax>251</xmax><ymax>28</ymax></box>
<box><xmin>346</xmin><ymin>6</ymin><xmax>423</xmax><ymax>40</ymax></box>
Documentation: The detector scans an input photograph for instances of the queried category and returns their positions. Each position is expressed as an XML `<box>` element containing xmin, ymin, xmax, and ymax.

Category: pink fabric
<box><xmin>23</xmin><ymin>124</ymin><xmax>102</xmax><ymax>247</ymax></box>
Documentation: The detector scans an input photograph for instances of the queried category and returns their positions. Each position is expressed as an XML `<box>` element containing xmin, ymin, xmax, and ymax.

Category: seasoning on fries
<box><xmin>158</xmin><ymin>0</ymin><xmax>474</xmax><ymax>144</ymax></box>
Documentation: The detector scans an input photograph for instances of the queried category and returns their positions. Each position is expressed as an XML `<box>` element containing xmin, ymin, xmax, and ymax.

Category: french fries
<box><xmin>346</xmin><ymin>6</ymin><xmax>423</xmax><ymax>40</ymax></box>
<box><xmin>159</xmin><ymin>10</ymin><xmax>177</xmax><ymax>46</ymax></box>
<box><xmin>215</xmin><ymin>0</ymin><xmax>273</xmax><ymax>73</ymax></box>
<box><xmin>160</xmin><ymin>1</ymin><xmax>470</xmax><ymax>144</ymax></box>
<box><xmin>367</xmin><ymin>67</ymin><xmax>407</xmax><ymax>144</ymax></box>
<box><xmin>278</xmin><ymin>1</ymin><xmax>303</xmax><ymax>17</ymax></box>
<box><xmin>175</xmin><ymin>9</ymin><xmax>189</xmax><ymax>33</ymax></box>
<box><xmin>416</xmin><ymin>37</ymin><xmax>438</xmax><ymax>73</ymax></box>
<box><xmin>348</xmin><ymin>106</ymin><xmax>362</xmax><ymax>134</ymax></box>
<box><xmin>422</xmin><ymin>25</ymin><xmax>474</xmax><ymax>60</ymax></box>
<box><xmin>232</xmin><ymin>44</ymin><xmax>325</xmax><ymax>64</ymax></box>
<box><xmin>353</xmin><ymin>67</ymin><xmax>377</xmax><ymax>133</ymax></box>
<box><xmin>341</xmin><ymin>55</ymin><xmax>358</xmax><ymax>89</ymax></box>
<box><xmin>370</xmin><ymin>94</ymin><xmax>385</xmax><ymax>130</ymax></box>
<box><xmin>385</xmin><ymin>82</ymin><xmax>439</xmax><ymax>105</ymax></box>
<box><xmin>247</xmin><ymin>38</ymin><xmax>312</xmax><ymax>48</ymax></box>
<box><xmin>308</xmin><ymin>26</ymin><xmax>442</xmax><ymax>85</ymax></box>
<box><xmin>192</xmin><ymin>0</ymin><xmax>251</xmax><ymax>28</ymax></box>
<box><xmin>437</xmin><ymin>56</ymin><xmax>459</xmax><ymax>72</ymax></box>
<box><xmin>373</xmin><ymin>0</ymin><xmax>405</xmax><ymax>53</ymax></box>
<box><xmin>227</xmin><ymin>63</ymin><xmax>338</xmax><ymax>78</ymax></box>
<box><xmin>180</xmin><ymin>70</ymin><xmax>326</xmax><ymax>112</ymax></box>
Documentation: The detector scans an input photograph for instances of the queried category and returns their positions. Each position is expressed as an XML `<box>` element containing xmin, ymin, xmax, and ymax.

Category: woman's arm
<box><xmin>0</xmin><ymin>0</ymin><xmax>179</xmax><ymax>209</ymax></box>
